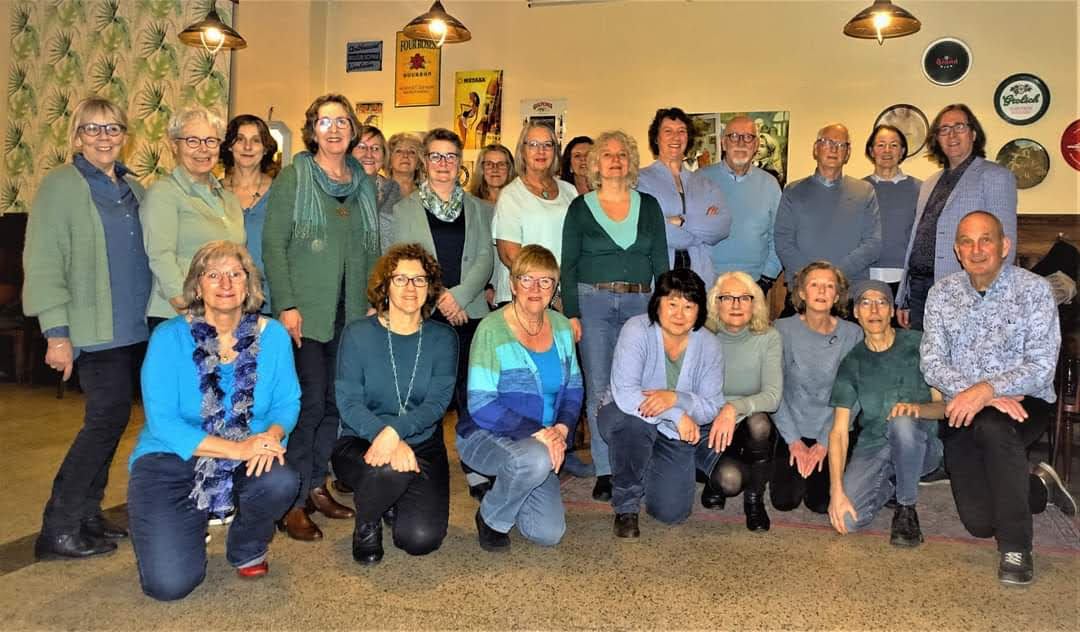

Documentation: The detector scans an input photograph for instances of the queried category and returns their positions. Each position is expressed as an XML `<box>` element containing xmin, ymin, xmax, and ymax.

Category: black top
<box><xmin>425</xmin><ymin>210</ymin><xmax>466</xmax><ymax>288</ymax></box>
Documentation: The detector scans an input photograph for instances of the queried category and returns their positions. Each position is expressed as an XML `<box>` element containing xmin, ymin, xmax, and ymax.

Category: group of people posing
<box><xmin>22</xmin><ymin>94</ymin><xmax>1072</xmax><ymax>601</ymax></box>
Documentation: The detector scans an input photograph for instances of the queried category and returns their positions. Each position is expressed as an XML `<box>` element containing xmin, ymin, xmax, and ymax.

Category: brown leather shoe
<box><xmin>308</xmin><ymin>485</ymin><xmax>355</xmax><ymax>519</ymax></box>
<box><xmin>277</xmin><ymin>507</ymin><xmax>323</xmax><ymax>541</ymax></box>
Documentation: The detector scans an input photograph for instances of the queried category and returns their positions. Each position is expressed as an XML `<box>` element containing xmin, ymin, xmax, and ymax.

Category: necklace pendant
<box><xmin>310</xmin><ymin>238</ymin><xmax>325</xmax><ymax>252</ymax></box>
<box><xmin>337</xmin><ymin>206</ymin><xmax>349</xmax><ymax>218</ymax></box>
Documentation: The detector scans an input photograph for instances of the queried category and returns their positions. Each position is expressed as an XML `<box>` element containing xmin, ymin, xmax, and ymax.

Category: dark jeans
<box><xmin>942</xmin><ymin>398</ymin><xmax>1051</xmax><ymax>553</ymax></box>
<box><xmin>771</xmin><ymin>437</ymin><xmax>831</xmax><ymax>513</ymax></box>
<box><xmin>331</xmin><ymin>433</ymin><xmax>450</xmax><ymax>556</ymax></box>
<box><xmin>430</xmin><ymin>313</ymin><xmax>477</xmax><ymax>419</ymax></box>
<box><xmin>128</xmin><ymin>453</ymin><xmax>299</xmax><ymax>601</ymax></box>
<box><xmin>904</xmin><ymin>273</ymin><xmax>934</xmax><ymax>331</ymax></box>
<box><xmin>290</xmin><ymin>330</ymin><xmax>343</xmax><ymax>508</ymax></box>
<box><xmin>40</xmin><ymin>342</ymin><xmax>145</xmax><ymax>536</ymax></box>
<box><xmin>598</xmin><ymin>403</ymin><xmax>696</xmax><ymax>524</ymax></box>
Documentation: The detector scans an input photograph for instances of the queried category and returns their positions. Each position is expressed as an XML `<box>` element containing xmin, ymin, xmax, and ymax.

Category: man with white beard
<box><xmin>697</xmin><ymin>116</ymin><xmax>782</xmax><ymax>296</ymax></box>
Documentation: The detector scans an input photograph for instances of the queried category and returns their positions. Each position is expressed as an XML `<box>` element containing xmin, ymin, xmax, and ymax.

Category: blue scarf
<box><xmin>189</xmin><ymin>313</ymin><xmax>261</xmax><ymax>514</ymax></box>
<box><xmin>291</xmin><ymin>152</ymin><xmax>378</xmax><ymax>253</ymax></box>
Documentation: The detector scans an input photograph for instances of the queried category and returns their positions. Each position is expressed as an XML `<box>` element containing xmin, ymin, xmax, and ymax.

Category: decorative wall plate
<box><xmin>994</xmin><ymin>74</ymin><xmax>1050</xmax><ymax>125</ymax></box>
<box><xmin>922</xmin><ymin>38</ymin><xmax>972</xmax><ymax>86</ymax></box>
<box><xmin>995</xmin><ymin>139</ymin><xmax>1049</xmax><ymax>189</ymax></box>
<box><xmin>1062</xmin><ymin>120</ymin><xmax>1080</xmax><ymax>172</ymax></box>
<box><xmin>874</xmin><ymin>104</ymin><xmax>929</xmax><ymax>156</ymax></box>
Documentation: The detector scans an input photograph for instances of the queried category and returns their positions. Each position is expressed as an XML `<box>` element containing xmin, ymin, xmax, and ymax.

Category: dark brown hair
<box><xmin>301</xmin><ymin>94</ymin><xmax>361</xmax><ymax>154</ymax></box>
<box><xmin>222</xmin><ymin>114</ymin><xmax>279</xmax><ymax>177</ymax></box>
<box><xmin>926</xmin><ymin>103</ymin><xmax>987</xmax><ymax>167</ymax></box>
<box><xmin>367</xmin><ymin>243</ymin><xmax>444</xmax><ymax>319</ymax></box>
<box><xmin>647</xmin><ymin>107</ymin><xmax>696</xmax><ymax>158</ymax></box>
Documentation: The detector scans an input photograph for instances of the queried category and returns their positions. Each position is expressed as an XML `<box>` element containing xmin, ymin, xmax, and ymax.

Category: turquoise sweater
<box><xmin>462</xmin><ymin>307</ymin><xmax>584</xmax><ymax>440</ymax></box>
<box><xmin>130</xmin><ymin>316</ymin><xmax>300</xmax><ymax>467</ymax></box>
<box><xmin>22</xmin><ymin>164</ymin><xmax>146</xmax><ymax>347</ymax></box>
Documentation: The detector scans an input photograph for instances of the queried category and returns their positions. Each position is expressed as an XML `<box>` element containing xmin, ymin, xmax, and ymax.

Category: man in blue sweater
<box><xmin>698</xmin><ymin>116</ymin><xmax>782</xmax><ymax>296</ymax></box>
<box><xmin>774</xmin><ymin>124</ymin><xmax>882</xmax><ymax>314</ymax></box>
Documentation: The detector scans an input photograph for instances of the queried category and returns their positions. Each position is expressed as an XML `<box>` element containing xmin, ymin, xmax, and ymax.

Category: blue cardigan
<box><xmin>462</xmin><ymin>307</ymin><xmax>584</xmax><ymax>440</ymax></box>
<box><xmin>130</xmin><ymin>316</ymin><xmax>301</xmax><ymax>467</ymax></box>
<box><xmin>609</xmin><ymin>313</ymin><xmax>726</xmax><ymax>440</ymax></box>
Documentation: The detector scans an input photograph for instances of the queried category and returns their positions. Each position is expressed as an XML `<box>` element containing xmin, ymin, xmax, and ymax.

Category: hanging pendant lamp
<box><xmin>403</xmin><ymin>1</ymin><xmax>472</xmax><ymax>47</ymax></box>
<box><xmin>843</xmin><ymin>0</ymin><xmax>921</xmax><ymax>46</ymax></box>
<box><xmin>178</xmin><ymin>2</ymin><xmax>247</xmax><ymax>55</ymax></box>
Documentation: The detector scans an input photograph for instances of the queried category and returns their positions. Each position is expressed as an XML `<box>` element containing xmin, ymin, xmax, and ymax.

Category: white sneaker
<box><xmin>208</xmin><ymin>511</ymin><xmax>236</xmax><ymax>526</ymax></box>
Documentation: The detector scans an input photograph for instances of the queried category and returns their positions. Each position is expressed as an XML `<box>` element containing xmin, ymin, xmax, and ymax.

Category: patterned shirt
<box><xmin>920</xmin><ymin>265</ymin><xmax>1060</xmax><ymax>402</ymax></box>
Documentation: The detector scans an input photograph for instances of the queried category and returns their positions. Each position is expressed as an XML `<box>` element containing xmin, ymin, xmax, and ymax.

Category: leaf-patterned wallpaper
<box><xmin>4</xmin><ymin>0</ymin><xmax>232</xmax><ymax>213</ymax></box>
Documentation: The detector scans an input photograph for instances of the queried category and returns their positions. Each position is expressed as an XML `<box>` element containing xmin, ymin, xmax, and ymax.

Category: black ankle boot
<box><xmin>744</xmin><ymin>492</ymin><xmax>771</xmax><ymax>532</ymax></box>
<box><xmin>701</xmin><ymin>485</ymin><xmax>726</xmax><ymax>510</ymax></box>
<box><xmin>352</xmin><ymin>521</ymin><xmax>383</xmax><ymax>565</ymax></box>
<box><xmin>592</xmin><ymin>475</ymin><xmax>612</xmax><ymax>502</ymax></box>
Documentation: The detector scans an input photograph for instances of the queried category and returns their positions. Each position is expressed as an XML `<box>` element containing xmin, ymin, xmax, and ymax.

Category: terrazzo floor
<box><xmin>1</xmin><ymin>383</ymin><xmax>1078</xmax><ymax>630</ymax></box>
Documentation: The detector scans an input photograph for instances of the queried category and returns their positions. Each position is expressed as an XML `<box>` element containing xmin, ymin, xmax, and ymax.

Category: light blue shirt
<box><xmin>526</xmin><ymin>344</ymin><xmax>563</xmax><ymax>427</ymax></box>
<box><xmin>243</xmin><ymin>191</ymin><xmax>272</xmax><ymax>313</ymax></box>
<box><xmin>697</xmin><ymin>161</ymin><xmax>782</xmax><ymax>280</ymax></box>
<box><xmin>584</xmin><ymin>190</ymin><xmax>640</xmax><ymax>250</ymax></box>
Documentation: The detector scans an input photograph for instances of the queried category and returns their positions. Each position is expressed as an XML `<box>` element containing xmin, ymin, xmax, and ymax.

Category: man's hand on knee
<box><xmin>945</xmin><ymin>382</ymin><xmax>995</xmax><ymax>427</ymax></box>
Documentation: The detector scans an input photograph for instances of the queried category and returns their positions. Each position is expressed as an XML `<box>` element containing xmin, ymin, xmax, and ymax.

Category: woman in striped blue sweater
<box><xmin>458</xmin><ymin>245</ymin><xmax>584</xmax><ymax>552</ymax></box>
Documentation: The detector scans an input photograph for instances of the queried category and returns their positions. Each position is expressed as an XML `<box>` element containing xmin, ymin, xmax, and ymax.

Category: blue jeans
<box><xmin>842</xmin><ymin>416</ymin><xmax>942</xmax><ymax>532</ymax></box>
<box><xmin>576</xmin><ymin>283</ymin><xmax>650</xmax><ymax>476</ymax></box>
<box><xmin>456</xmin><ymin>429</ymin><xmax>565</xmax><ymax>546</ymax></box>
<box><xmin>598</xmin><ymin>403</ymin><xmax>696</xmax><ymax>523</ymax></box>
<box><xmin>128</xmin><ymin>453</ymin><xmax>299</xmax><ymax>601</ymax></box>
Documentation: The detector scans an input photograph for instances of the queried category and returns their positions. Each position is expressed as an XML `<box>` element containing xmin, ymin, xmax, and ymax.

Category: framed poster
<box><xmin>394</xmin><ymin>31</ymin><xmax>440</xmax><ymax>107</ymax></box>
<box><xmin>355</xmin><ymin>102</ymin><xmax>383</xmax><ymax>128</ymax></box>
<box><xmin>995</xmin><ymin>139</ymin><xmax>1049</xmax><ymax>189</ymax></box>
<box><xmin>922</xmin><ymin>37</ymin><xmax>972</xmax><ymax>86</ymax></box>
<box><xmin>994</xmin><ymin>74</ymin><xmax>1050</xmax><ymax>125</ymax></box>
<box><xmin>688</xmin><ymin>113</ymin><xmax>721</xmax><ymax>171</ymax></box>
<box><xmin>874</xmin><ymin>104</ymin><xmax>929</xmax><ymax>156</ymax></box>
<box><xmin>520</xmin><ymin>98</ymin><xmax>567</xmax><ymax>144</ymax></box>
<box><xmin>719</xmin><ymin>111</ymin><xmax>791</xmax><ymax>187</ymax></box>
<box><xmin>454</xmin><ymin>70</ymin><xmax>503</xmax><ymax>149</ymax></box>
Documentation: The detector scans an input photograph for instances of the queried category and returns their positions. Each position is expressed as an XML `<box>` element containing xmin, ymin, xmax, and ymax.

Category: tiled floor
<box><xmin>1</xmin><ymin>383</ymin><xmax>1078</xmax><ymax>630</ymax></box>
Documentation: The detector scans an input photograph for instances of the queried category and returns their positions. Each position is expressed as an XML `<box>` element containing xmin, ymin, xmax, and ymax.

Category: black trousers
<box><xmin>770</xmin><ymin>437</ymin><xmax>831</xmax><ymax>513</ymax></box>
<box><xmin>331</xmin><ymin>432</ymin><xmax>450</xmax><ymax>556</ymax></box>
<box><xmin>41</xmin><ymin>342</ymin><xmax>145</xmax><ymax>535</ymax></box>
<box><xmin>289</xmin><ymin>330</ymin><xmax>343</xmax><ymax>509</ymax></box>
<box><xmin>942</xmin><ymin>398</ymin><xmax>1051</xmax><ymax>553</ymax></box>
<box><xmin>430</xmin><ymin>313</ymin><xmax>477</xmax><ymax>419</ymax></box>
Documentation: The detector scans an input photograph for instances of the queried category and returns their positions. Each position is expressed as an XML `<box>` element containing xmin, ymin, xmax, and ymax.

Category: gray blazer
<box><xmin>896</xmin><ymin>156</ymin><xmax>1017</xmax><ymax>306</ymax></box>
<box><xmin>392</xmin><ymin>191</ymin><xmax>494</xmax><ymax>319</ymax></box>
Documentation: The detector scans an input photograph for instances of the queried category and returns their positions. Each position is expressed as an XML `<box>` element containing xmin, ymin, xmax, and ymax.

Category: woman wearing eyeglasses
<box><xmin>262</xmin><ymin>93</ymin><xmax>380</xmax><ymax>540</ymax></box>
<box><xmin>393</xmin><ymin>128</ymin><xmax>494</xmax><ymax>429</ymax></box>
<box><xmin>23</xmin><ymin>96</ymin><xmax>152</xmax><ymax>560</ymax></box>
<box><xmin>352</xmin><ymin>125</ymin><xmax>403</xmax><ymax>252</ymax></box>
<box><xmin>332</xmin><ymin>244</ymin><xmax>458</xmax><ymax>565</ymax></box>
<box><xmin>458</xmin><ymin>245</ymin><xmax>584</xmax><ymax>551</ymax></box>
<box><xmin>141</xmin><ymin>107</ymin><xmax>244</xmax><ymax>330</ymax></box>
<box><xmin>701</xmin><ymin>271</ymin><xmax>782</xmax><ymax>531</ymax></box>
<box><xmin>470</xmin><ymin>143</ymin><xmax>516</xmax><ymax>205</ymax></box>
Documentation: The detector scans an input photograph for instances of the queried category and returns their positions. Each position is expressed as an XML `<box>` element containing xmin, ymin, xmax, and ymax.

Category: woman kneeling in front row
<box><xmin>599</xmin><ymin>268</ymin><xmax>726</xmax><ymax>537</ymax></box>
<box><xmin>458</xmin><ymin>245</ymin><xmax>584</xmax><ymax>552</ymax></box>
<box><xmin>128</xmin><ymin>241</ymin><xmax>300</xmax><ymax>601</ymax></box>
<box><xmin>332</xmin><ymin>244</ymin><xmax>458</xmax><ymax>565</ymax></box>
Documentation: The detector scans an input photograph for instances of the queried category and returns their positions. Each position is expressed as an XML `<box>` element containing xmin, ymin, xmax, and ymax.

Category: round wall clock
<box><xmin>995</xmin><ymin>139</ymin><xmax>1049</xmax><ymax>189</ymax></box>
<box><xmin>994</xmin><ymin>74</ymin><xmax>1050</xmax><ymax>125</ymax></box>
<box><xmin>874</xmin><ymin>104</ymin><xmax>929</xmax><ymax>157</ymax></box>
<box><xmin>1062</xmin><ymin>119</ymin><xmax>1080</xmax><ymax>172</ymax></box>
<box><xmin>922</xmin><ymin>38</ymin><xmax>972</xmax><ymax>86</ymax></box>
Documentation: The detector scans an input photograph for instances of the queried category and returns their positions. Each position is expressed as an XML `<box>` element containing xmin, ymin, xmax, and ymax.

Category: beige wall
<box><xmin>4</xmin><ymin>1</ymin><xmax>1078</xmax><ymax>215</ymax></box>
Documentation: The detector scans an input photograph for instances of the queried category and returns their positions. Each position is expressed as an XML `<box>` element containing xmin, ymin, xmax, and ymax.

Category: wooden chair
<box><xmin>1051</xmin><ymin>354</ymin><xmax>1079</xmax><ymax>483</ymax></box>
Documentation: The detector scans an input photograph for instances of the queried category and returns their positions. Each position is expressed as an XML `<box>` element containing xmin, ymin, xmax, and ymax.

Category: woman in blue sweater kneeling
<box><xmin>458</xmin><ymin>245</ymin><xmax>584</xmax><ymax>552</ymax></box>
<box><xmin>332</xmin><ymin>243</ymin><xmax>458</xmax><ymax>565</ymax></box>
<box><xmin>599</xmin><ymin>268</ymin><xmax>727</xmax><ymax>538</ymax></box>
<box><xmin>128</xmin><ymin>241</ymin><xmax>301</xmax><ymax>600</ymax></box>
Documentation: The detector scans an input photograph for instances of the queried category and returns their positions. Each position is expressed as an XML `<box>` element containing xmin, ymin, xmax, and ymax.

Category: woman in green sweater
<box><xmin>262</xmin><ymin>94</ymin><xmax>380</xmax><ymax>540</ymax></box>
<box><xmin>702</xmin><ymin>271</ymin><xmax>783</xmax><ymax>531</ymax></box>
<box><xmin>560</xmin><ymin>130</ymin><xmax>669</xmax><ymax>501</ymax></box>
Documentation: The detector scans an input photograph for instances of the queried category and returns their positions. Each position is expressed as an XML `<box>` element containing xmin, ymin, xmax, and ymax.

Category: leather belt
<box><xmin>592</xmin><ymin>281</ymin><xmax>651</xmax><ymax>294</ymax></box>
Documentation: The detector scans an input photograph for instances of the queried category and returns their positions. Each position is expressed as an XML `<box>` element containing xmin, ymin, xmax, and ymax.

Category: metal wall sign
<box><xmin>346</xmin><ymin>41</ymin><xmax>383</xmax><ymax>73</ymax></box>
<box><xmin>922</xmin><ymin>37</ymin><xmax>971</xmax><ymax>86</ymax></box>
<box><xmin>994</xmin><ymin>74</ymin><xmax>1050</xmax><ymax>125</ymax></box>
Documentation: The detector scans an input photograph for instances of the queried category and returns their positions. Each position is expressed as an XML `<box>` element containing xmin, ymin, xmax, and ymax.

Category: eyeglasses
<box><xmin>935</xmin><ymin>122</ymin><xmax>971</xmax><ymax>137</ymax></box>
<box><xmin>316</xmin><ymin>116</ymin><xmax>352</xmax><ymax>131</ymax></box>
<box><xmin>815</xmin><ymin>138</ymin><xmax>850</xmax><ymax>151</ymax></box>
<box><xmin>390</xmin><ymin>274</ymin><xmax>429</xmax><ymax>288</ymax></box>
<box><xmin>427</xmin><ymin>152</ymin><xmax>461</xmax><ymax>165</ymax></box>
<box><xmin>79</xmin><ymin>123</ymin><xmax>126</xmax><ymax>137</ymax></box>
<box><xmin>516</xmin><ymin>275</ymin><xmax>557</xmax><ymax>290</ymax></box>
<box><xmin>717</xmin><ymin>294</ymin><xmax>754</xmax><ymax>305</ymax></box>
<box><xmin>482</xmin><ymin>160</ymin><xmax>509</xmax><ymax>170</ymax></box>
<box><xmin>177</xmin><ymin>136</ymin><xmax>222</xmax><ymax>149</ymax></box>
<box><xmin>525</xmin><ymin>140</ymin><xmax>555</xmax><ymax>152</ymax></box>
<box><xmin>202</xmin><ymin>269</ymin><xmax>247</xmax><ymax>284</ymax></box>
<box><xmin>857</xmin><ymin>297</ymin><xmax>891</xmax><ymax>309</ymax></box>
<box><xmin>723</xmin><ymin>132</ymin><xmax>756</xmax><ymax>145</ymax></box>
<box><xmin>354</xmin><ymin>142</ymin><xmax>383</xmax><ymax>154</ymax></box>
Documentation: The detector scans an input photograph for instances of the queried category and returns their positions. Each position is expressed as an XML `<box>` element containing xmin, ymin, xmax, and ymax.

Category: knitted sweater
<box><xmin>714</xmin><ymin>325</ymin><xmax>783</xmax><ymax>419</ymax></box>
<box><xmin>462</xmin><ymin>307</ymin><xmax>584</xmax><ymax>440</ymax></box>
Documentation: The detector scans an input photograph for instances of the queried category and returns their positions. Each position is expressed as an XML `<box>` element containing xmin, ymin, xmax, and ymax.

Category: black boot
<box><xmin>744</xmin><ymin>492</ymin><xmax>771</xmax><ymax>532</ymax></box>
<box><xmin>613</xmin><ymin>513</ymin><xmax>640</xmax><ymax>538</ymax></box>
<box><xmin>382</xmin><ymin>505</ymin><xmax>397</xmax><ymax>529</ymax></box>
<box><xmin>592</xmin><ymin>475</ymin><xmax>612</xmax><ymax>502</ymax></box>
<box><xmin>475</xmin><ymin>508</ymin><xmax>511</xmax><ymax>552</ymax></box>
<box><xmin>352</xmin><ymin>521</ymin><xmax>384</xmax><ymax>565</ymax></box>
<box><xmin>889</xmin><ymin>504</ymin><xmax>924</xmax><ymax>548</ymax></box>
<box><xmin>34</xmin><ymin>532</ymin><xmax>116</xmax><ymax>561</ymax></box>
<box><xmin>82</xmin><ymin>514</ymin><xmax>128</xmax><ymax>540</ymax></box>
<box><xmin>701</xmin><ymin>484</ymin><xmax>726</xmax><ymax>510</ymax></box>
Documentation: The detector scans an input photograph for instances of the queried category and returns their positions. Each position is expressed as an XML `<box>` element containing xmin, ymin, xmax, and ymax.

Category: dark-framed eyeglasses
<box><xmin>517</xmin><ymin>274</ymin><xmax>557</xmax><ymax>291</ymax></box>
<box><xmin>717</xmin><ymin>294</ymin><xmax>754</xmax><ymax>305</ymax></box>
<box><xmin>482</xmin><ymin>160</ymin><xmax>509</xmax><ymax>170</ymax></box>
<box><xmin>390</xmin><ymin>274</ymin><xmax>429</xmax><ymax>288</ymax></box>
<box><xmin>427</xmin><ymin>152</ymin><xmax>461</xmax><ymax>165</ymax></box>
<box><xmin>177</xmin><ymin>136</ymin><xmax>222</xmax><ymax>149</ymax></box>
<box><xmin>935</xmin><ymin>122</ymin><xmax>971</xmax><ymax>137</ymax></box>
<box><xmin>78</xmin><ymin>123</ymin><xmax>127</xmax><ymax>138</ymax></box>
<box><xmin>723</xmin><ymin>132</ymin><xmax>756</xmax><ymax>145</ymax></box>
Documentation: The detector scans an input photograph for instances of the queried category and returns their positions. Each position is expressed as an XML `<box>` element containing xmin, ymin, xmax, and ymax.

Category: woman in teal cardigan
<box><xmin>393</xmin><ymin>128</ymin><xmax>494</xmax><ymax>425</ymax></box>
<box><xmin>23</xmin><ymin>96</ymin><xmax>152</xmax><ymax>561</ymax></box>
<box><xmin>262</xmin><ymin>94</ymin><xmax>380</xmax><ymax>540</ymax></box>
<box><xmin>140</xmin><ymin>107</ymin><xmax>244</xmax><ymax>327</ymax></box>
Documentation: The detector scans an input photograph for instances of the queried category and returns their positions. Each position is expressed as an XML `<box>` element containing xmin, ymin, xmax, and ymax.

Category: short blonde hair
<box><xmin>791</xmin><ymin>261</ymin><xmax>850</xmax><ymax>317</ymax></box>
<box><xmin>182</xmin><ymin>241</ymin><xmax>264</xmax><ymax>316</ymax></box>
<box><xmin>510</xmin><ymin>244</ymin><xmax>559</xmax><ymax>280</ymax></box>
<box><xmin>588</xmin><ymin>130</ymin><xmax>640</xmax><ymax>190</ymax></box>
<box><xmin>69</xmin><ymin>96</ymin><xmax>128</xmax><ymax>154</ymax></box>
<box><xmin>513</xmin><ymin>121</ymin><xmax>560</xmax><ymax>179</ymax></box>
<box><xmin>706</xmin><ymin>271</ymin><xmax>769</xmax><ymax>334</ymax></box>
<box><xmin>387</xmin><ymin>132</ymin><xmax>424</xmax><ymax>185</ymax></box>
